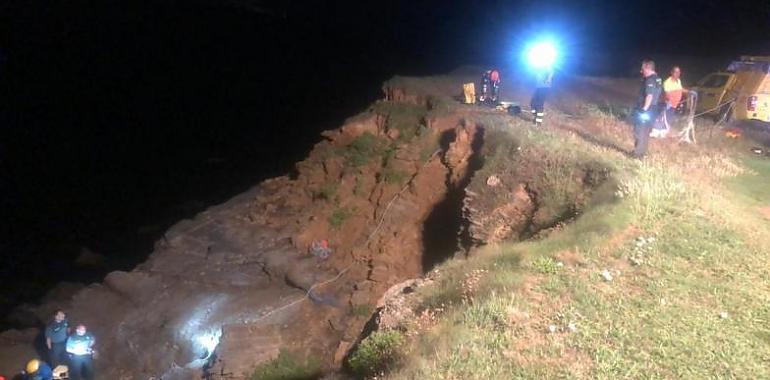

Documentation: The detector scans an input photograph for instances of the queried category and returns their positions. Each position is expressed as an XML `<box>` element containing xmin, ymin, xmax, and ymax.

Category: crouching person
<box><xmin>24</xmin><ymin>359</ymin><xmax>53</xmax><ymax>380</ymax></box>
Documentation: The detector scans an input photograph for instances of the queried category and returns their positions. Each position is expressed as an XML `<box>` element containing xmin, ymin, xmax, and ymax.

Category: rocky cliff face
<box><xmin>0</xmin><ymin>81</ymin><xmax>492</xmax><ymax>379</ymax></box>
<box><xmin>0</xmin><ymin>72</ymin><xmax>619</xmax><ymax>378</ymax></box>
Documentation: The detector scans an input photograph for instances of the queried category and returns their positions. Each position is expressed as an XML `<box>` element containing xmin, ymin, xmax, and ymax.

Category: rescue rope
<box><xmin>679</xmin><ymin>91</ymin><xmax>699</xmax><ymax>144</ymax></box>
<box><xmin>240</xmin><ymin>149</ymin><xmax>443</xmax><ymax>325</ymax></box>
<box><xmin>161</xmin><ymin>149</ymin><xmax>444</xmax><ymax>378</ymax></box>
<box><xmin>674</xmin><ymin>92</ymin><xmax>738</xmax><ymax>144</ymax></box>
<box><xmin>693</xmin><ymin>98</ymin><xmax>736</xmax><ymax>118</ymax></box>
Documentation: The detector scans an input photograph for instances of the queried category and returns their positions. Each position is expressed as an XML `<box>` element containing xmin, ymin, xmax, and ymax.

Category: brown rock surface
<box><xmin>0</xmin><ymin>83</ymin><xmax>477</xmax><ymax>378</ymax></box>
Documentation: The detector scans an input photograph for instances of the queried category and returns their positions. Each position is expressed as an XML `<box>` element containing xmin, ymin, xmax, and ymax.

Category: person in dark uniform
<box><xmin>633</xmin><ymin>60</ymin><xmax>662</xmax><ymax>159</ymax></box>
<box><xmin>530</xmin><ymin>68</ymin><xmax>553</xmax><ymax>127</ymax></box>
<box><xmin>44</xmin><ymin>310</ymin><xmax>69</xmax><ymax>368</ymax></box>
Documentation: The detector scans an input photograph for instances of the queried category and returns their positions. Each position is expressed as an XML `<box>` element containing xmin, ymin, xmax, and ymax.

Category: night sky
<box><xmin>0</xmin><ymin>0</ymin><xmax>768</xmax><ymax>323</ymax></box>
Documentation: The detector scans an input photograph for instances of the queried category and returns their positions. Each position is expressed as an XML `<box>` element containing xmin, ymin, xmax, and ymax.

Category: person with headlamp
<box><xmin>66</xmin><ymin>324</ymin><xmax>96</xmax><ymax>380</ymax></box>
<box><xmin>633</xmin><ymin>59</ymin><xmax>662</xmax><ymax>159</ymax></box>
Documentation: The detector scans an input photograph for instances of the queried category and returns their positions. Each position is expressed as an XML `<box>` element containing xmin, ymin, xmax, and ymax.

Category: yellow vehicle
<box><xmin>693</xmin><ymin>56</ymin><xmax>770</xmax><ymax>125</ymax></box>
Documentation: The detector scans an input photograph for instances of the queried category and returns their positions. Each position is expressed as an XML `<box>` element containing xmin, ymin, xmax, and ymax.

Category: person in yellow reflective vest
<box><xmin>654</xmin><ymin>66</ymin><xmax>691</xmax><ymax>138</ymax></box>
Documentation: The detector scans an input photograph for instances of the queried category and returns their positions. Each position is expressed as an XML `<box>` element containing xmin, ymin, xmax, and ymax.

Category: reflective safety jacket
<box><xmin>66</xmin><ymin>333</ymin><xmax>95</xmax><ymax>356</ymax></box>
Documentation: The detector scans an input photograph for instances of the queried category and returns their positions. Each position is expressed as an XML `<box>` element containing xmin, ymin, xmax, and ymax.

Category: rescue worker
<box><xmin>66</xmin><ymin>324</ymin><xmax>95</xmax><ymax>380</ymax></box>
<box><xmin>530</xmin><ymin>67</ymin><xmax>553</xmax><ymax>127</ymax></box>
<box><xmin>24</xmin><ymin>359</ymin><xmax>53</xmax><ymax>380</ymax></box>
<box><xmin>479</xmin><ymin>69</ymin><xmax>501</xmax><ymax>104</ymax></box>
<box><xmin>44</xmin><ymin>310</ymin><xmax>68</xmax><ymax>368</ymax></box>
<box><xmin>632</xmin><ymin>60</ymin><xmax>662</xmax><ymax>159</ymax></box>
<box><xmin>661</xmin><ymin>66</ymin><xmax>690</xmax><ymax>131</ymax></box>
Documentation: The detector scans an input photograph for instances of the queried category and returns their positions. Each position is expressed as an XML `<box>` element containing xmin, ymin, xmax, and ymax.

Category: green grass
<box><xmin>728</xmin><ymin>156</ymin><xmax>770</xmax><ymax>204</ymax></box>
<box><xmin>582</xmin><ymin>102</ymin><xmax>632</xmax><ymax>120</ymax></box>
<box><xmin>329</xmin><ymin>207</ymin><xmax>352</xmax><ymax>229</ymax></box>
<box><xmin>347</xmin><ymin>330</ymin><xmax>405</xmax><ymax>377</ymax></box>
<box><xmin>379</xmin><ymin>168</ymin><xmax>409</xmax><ymax>185</ymax></box>
<box><xmin>372</xmin><ymin>102</ymin><xmax>428</xmax><ymax>143</ymax></box>
<box><xmin>339</xmin><ymin>74</ymin><xmax>770</xmax><ymax>379</ymax></box>
<box><xmin>346</xmin><ymin>132</ymin><xmax>384</xmax><ymax>168</ymax></box>
<box><xmin>351</xmin><ymin>304</ymin><xmax>374</xmax><ymax>317</ymax></box>
<box><xmin>367</xmin><ymin>110</ymin><xmax>770</xmax><ymax>379</ymax></box>
<box><xmin>250</xmin><ymin>350</ymin><xmax>320</xmax><ymax>380</ymax></box>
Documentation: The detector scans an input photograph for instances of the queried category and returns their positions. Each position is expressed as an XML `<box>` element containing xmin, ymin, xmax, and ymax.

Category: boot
<box><xmin>535</xmin><ymin>112</ymin><xmax>545</xmax><ymax>127</ymax></box>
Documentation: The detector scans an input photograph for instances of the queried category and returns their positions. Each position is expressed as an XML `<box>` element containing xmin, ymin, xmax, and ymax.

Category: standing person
<box><xmin>632</xmin><ymin>60</ymin><xmax>662</xmax><ymax>159</ymax></box>
<box><xmin>530</xmin><ymin>68</ymin><xmax>553</xmax><ymax>127</ymax></box>
<box><xmin>44</xmin><ymin>310</ymin><xmax>68</xmax><ymax>368</ymax></box>
<box><xmin>66</xmin><ymin>324</ymin><xmax>95</xmax><ymax>380</ymax></box>
<box><xmin>661</xmin><ymin>66</ymin><xmax>690</xmax><ymax>130</ymax></box>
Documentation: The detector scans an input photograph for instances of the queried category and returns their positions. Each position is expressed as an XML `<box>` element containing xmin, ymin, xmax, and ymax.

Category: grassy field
<box><xmin>349</xmin><ymin>98</ymin><xmax>770</xmax><ymax>379</ymax></box>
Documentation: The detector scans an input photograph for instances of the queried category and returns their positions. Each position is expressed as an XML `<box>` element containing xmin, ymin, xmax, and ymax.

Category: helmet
<box><xmin>26</xmin><ymin>359</ymin><xmax>40</xmax><ymax>373</ymax></box>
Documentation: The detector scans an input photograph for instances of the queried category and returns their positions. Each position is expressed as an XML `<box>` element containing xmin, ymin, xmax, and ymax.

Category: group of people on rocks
<box><xmin>11</xmin><ymin>310</ymin><xmax>96</xmax><ymax>380</ymax></box>
<box><xmin>477</xmin><ymin>58</ymin><xmax>690</xmax><ymax>160</ymax></box>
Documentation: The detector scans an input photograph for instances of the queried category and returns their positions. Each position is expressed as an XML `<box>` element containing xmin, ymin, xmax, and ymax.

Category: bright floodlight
<box><xmin>526</xmin><ymin>41</ymin><xmax>558</xmax><ymax>70</ymax></box>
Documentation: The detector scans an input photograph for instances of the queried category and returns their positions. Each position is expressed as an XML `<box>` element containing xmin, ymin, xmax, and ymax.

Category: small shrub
<box><xmin>250</xmin><ymin>350</ymin><xmax>319</xmax><ymax>380</ymax></box>
<box><xmin>531</xmin><ymin>256</ymin><xmax>560</xmax><ymax>274</ymax></box>
<box><xmin>346</xmin><ymin>132</ymin><xmax>383</xmax><ymax>168</ymax></box>
<box><xmin>347</xmin><ymin>330</ymin><xmax>405</xmax><ymax>377</ymax></box>
<box><xmin>329</xmin><ymin>207</ymin><xmax>352</xmax><ymax>229</ymax></box>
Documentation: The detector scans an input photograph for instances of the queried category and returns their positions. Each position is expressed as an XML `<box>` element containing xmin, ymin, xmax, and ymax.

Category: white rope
<box><xmin>241</xmin><ymin>149</ymin><xmax>443</xmax><ymax>324</ymax></box>
<box><xmin>693</xmin><ymin>98</ymin><xmax>735</xmax><ymax>118</ymax></box>
<box><xmin>172</xmin><ymin>145</ymin><xmax>444</xmax><ymax>379</ymax></box>
<box><xmin>679</xmin><ymin>92</ymin><xmax>699</xmax><ymax>144</ymax></box>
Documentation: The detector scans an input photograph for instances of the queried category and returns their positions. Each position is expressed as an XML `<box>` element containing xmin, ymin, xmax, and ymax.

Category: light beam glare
<box><xmin>526</xmin><ymin>41</ymin><xmax>558</xmax><ymax>70</ymax></box>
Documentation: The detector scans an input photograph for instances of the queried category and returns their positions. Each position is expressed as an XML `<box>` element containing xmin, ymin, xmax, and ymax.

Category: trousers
<box><xmin>530</xmin><ymin>87</ymin><xmax>549</xmax><ymax>112</ymax></box>
<box><xmin>49</xmin><ymin>342</ymin><xmax>67</xmax><ymax>368</ymax></box>
<box><xmin>633</xmin><ymin>121</ymin><xmax>652</xmax><ymax>158</ymax></box>
<box><xmin>69</xmin><ymin>354</ymin><xmax>94</xmax><ymax>380</ymax></box>
<box><xmin>530</xmin><ymin>87</ymin><xmax>550</xmax><ymax>125</ymax></box>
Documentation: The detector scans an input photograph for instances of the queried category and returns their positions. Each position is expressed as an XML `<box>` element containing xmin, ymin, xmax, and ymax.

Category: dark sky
<box><xmin>259</xmin><ymin>0</ymin><xmax>770</xmax><ymax>66</ymax></box>
<box><xmin>0</xmin><ymin>0</ymin><xmax>768</xmax><ymax>321</ymax></box>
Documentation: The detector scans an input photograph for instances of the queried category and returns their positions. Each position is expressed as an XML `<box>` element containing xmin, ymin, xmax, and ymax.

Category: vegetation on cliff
<box><xmin>344</xmin><ymin>76</ymin><xmax>770</xmax><ymax>379</ymax></box>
